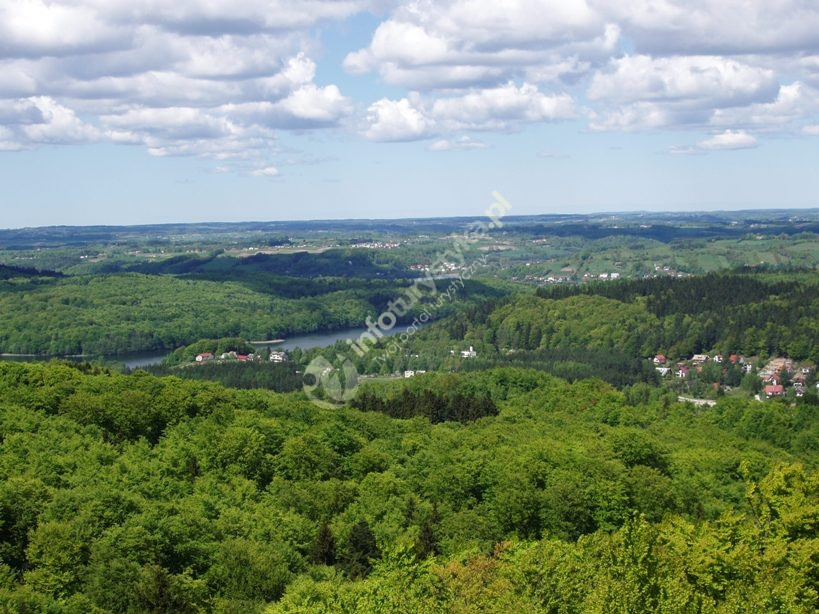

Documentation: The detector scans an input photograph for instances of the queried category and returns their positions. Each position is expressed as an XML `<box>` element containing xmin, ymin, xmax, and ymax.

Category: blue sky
<box><xmin>1</xmin><ymin>1</ymin><xmax>818</xmax><ymax>228</ymax></box>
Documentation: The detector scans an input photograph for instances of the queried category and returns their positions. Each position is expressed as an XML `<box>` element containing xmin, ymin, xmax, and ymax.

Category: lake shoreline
<box><xmin>1</xmin><ymin>324</ymin><xmax>413</xmax><ymax>369</ymax></box>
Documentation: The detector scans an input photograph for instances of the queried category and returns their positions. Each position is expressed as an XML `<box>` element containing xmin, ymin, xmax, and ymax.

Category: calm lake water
<box><xmin>1</xmin><ymin>324</ymin><xmax>410</xmax><ymax>370</ymax></box>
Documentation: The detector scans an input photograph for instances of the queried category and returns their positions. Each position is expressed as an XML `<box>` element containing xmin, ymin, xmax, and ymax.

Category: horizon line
<box><xmin>2</xmin><ymin>206</ymin><xmax>818</xmax><ymax>233</ymax></box>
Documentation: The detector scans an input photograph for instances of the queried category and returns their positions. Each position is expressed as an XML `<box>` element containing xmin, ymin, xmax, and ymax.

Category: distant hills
<box><xmin>2</xmin><ymin>208</ymin><xmax>817</xmax><ymax>249</ymax></box>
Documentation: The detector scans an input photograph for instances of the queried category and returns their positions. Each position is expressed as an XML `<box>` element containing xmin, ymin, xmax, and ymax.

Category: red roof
<box><xmin>197</xmin><ymin>352</ymin><xmax>213</xmax><ymax>358</ymax></box>
<box><xmin>729</xmin><ymin>354</ymin><xmax>739</xmax><ymax>362</ymax></box>
<box><xmin>237</xmin><ymin>354</ymin><xmax>249</xmax><ymax>360</ymax></box>
<box><xmin>764</xmin><ymin>385</ymin><xmax>784</xmax><ymax>395</ymax></box>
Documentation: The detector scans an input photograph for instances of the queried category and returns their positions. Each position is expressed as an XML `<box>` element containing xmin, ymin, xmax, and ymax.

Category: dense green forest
<box><xmin>0</xmin><ymin>361</ymin><xmax>816</xmax><ymax>612</ymax></box>
<box><xmin>343</xmin><ymin>272</ymin><xmax>818</xmax><ymax>385</ymax></box>
<box><xmin>142</xmin><ymin>361</ymin><xmax>303</xmax><ymax>393</ymax></box>
<box><xmin>1</xmin><ymin>216</ymin><xmax>817</xmax><ymax>611</ymax></box>
<box><xmin>535</xmin><ymin>272</ymin><xmax>819</xmax><ymax>360</ymax></box>
<box><xmin>0</xmin><ymin>273</ymin><xmax>386</xmax><ymax>355</ymax></box>
<box><xmin>351</xmin><ymin>374</ymin><xmax>499</xmax><ymax>423</ymax></box>
<box><xmin>0</xmin><ymin>269</ymin><xmax>507</xmax><ymax>356</ymax></box>
<box><xmin>1</xmin><ymin>210</ymin><xmax>816</xmax><ymax>359</ymax></box>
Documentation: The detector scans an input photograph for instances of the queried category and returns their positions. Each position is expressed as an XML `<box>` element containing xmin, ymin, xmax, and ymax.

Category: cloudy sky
<box><xmin>1</xmin><ymin>0</ymin><xmax>818</xmax><ymax>227</ymax></box>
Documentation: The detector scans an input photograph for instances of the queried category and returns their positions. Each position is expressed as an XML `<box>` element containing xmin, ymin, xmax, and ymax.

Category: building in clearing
<box><xmin>460</xmin><ymin>346</ymin><xmax>477</xmax><ymax>358</ymax></box>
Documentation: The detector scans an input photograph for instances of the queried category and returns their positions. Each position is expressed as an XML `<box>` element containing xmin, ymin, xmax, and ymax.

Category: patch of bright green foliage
<box><xmin>0</xmin><ymin>361</ymin><xmax>815</xmax><ymax>612</ymax></box>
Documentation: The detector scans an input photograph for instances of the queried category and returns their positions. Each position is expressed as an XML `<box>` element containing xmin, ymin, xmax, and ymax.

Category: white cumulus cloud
<box><xmin>250</xmin><ymin>165</ymin><xmax>279</xmax><ymax>177</ymax></box>
<box><xmin>427</xmin><ymin>136</ymin><xmax>488</xmax><ymax>151</ymax></box>
<box><xmin>3</xmin><ymin>0</ymin><xmax>819</xmax><ymax>162</ymax></box>
<box><xmin>698</xmin><ymin>130</ymin><xmax>758</xmax><ymax>150</ymax></box>
<box><xmin>364</xmin><ymin>98</ymin><xmax>435</xmax><ymax>141</ymax></box>
<box><xmin>345</xmin><ymin>0</ymin><xmax>616</xmax><ymax>90</ymax></box>
<box><xmin>588</xmin><ymin>55</ymin><xmax>779</xmax><ymax>130</ymax></box>
<box><xmin>362</xmin><ymin>82</ymin><xmax>574</xmax><ymax>141</ymax></box>
<box><xmin>0</xmin><ymin>1</ymin><xmax>360</xmax><ymax>171</ymax></box>
<box><xmin>349</xmin><ymin>0</ymin><xmax>819</xmax><ymax>144</ymax></box>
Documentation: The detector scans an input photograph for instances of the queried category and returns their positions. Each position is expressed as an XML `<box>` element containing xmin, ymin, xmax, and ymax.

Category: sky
<box><xmin>1</xmin><ymin>0</ymin><xmax>818</xmax><ymax>228</ymax></box>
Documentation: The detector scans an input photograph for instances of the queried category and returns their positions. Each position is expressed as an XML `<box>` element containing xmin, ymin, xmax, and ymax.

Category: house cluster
<box><xmin>652</xmin><ymin>354</ymin><xmax>672</xmax><ymax>376</ymax></box>
<box><xmin>269</xmin><ymin>350</ymin><xmax>288</xmax><ymax>363</ymax></box>
<box><xmin>652</xmin><ymin>264</ymin><xmax>690</xmax><ymax>278</ymax></box>
<box><xmin>194</xmin><ymin>349</ymin><xmax>289</xmax><ymax>364</ymax></box>
<box><xmin>653</xmin><ymin>352</ymin><xmax>816</xmax><ymax>400</ymax></box>
<box><xmin>513</xmin><ymin>273</ymin><xmax>572</xmax><ymax>285</ymax></box>
<box><xmin>409</xmin><ymin>261</ymin><xmax>465</xmax><ymax>274</ymax></box>
<box><xmin>758</xmin><ymin>358</ymin><xmax>814</xmax><ymax>398</ymax></box>
<box><xmin>450</xmin><ymin>346</ymin><xmax>477</xmax><ymax>359</ymax></box>
<box><xmin>652</xmin><ymin>353</ymin><xmax>749</xmax><ymax>380</ymax></box>
<box><xmin>196</xmin><ymin>351</ymin><xmax>256</xmax><ymax>363</ymax></box>
<box><xmin>583</xmin><ymin>272</ymin><xmax>621</xmax><ymax>281</ymax></box>
<box><xmin>351</xmin><ymin>241</ymin><xmax>400</xmax><ymax>249</ymax></box>
<box><xmin>403</xmin><ymin>370</ymin><xmax>427</xmax><ymax>378</ymax></box>
<box><xmin>512</xmin><ymin>268</ymin><xmax>698</xmax><ymax>287</ymax></box>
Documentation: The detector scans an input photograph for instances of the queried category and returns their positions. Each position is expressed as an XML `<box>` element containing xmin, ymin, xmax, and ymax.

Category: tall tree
<box><xmin>342</xmin><ymin>520</ymin><xmax>381</xmax><ymax>579</ymax></box>
<box><xmin>310</xmin><ymin>524</ymin><xmax>336</xmax><ymax>566</ymax></box>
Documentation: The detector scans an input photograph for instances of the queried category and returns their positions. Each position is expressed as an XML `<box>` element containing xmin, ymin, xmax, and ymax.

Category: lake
<box><xmin>1</xmin><ymin>324</ymin><xmax>412</xmax><ymax>370</ymax></box>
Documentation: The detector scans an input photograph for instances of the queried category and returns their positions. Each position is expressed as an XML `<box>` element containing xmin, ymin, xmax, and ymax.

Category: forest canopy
<box><xmin>0</xmin><ymin>361</ymin><xmax>816</xmax><ymax>612</ymax></box>
<box><xmin>0</xmin><ymin>219</ymin><xmax>816</xmax><ymax>612</ymax></box>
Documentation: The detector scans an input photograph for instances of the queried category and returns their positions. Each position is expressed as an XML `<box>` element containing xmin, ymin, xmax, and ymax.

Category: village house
<box><xmin>765</xmin><ymin>374</ymin><xmax>781</xmax><ymax>386</ymax></box>
<box><xmin>691</xmin><ymin>354</ymin><xmax>709</xmax><ymax>364</ymax></box>
<box><xmin>764</xmin><ymin>384</ymin><xmax>784</xmax><ymax>398</ymax></box>
<box><xmin>653</xmin><ymin>354</ymin><xmax>667</xmax><ymax>364</ymax></box>
<box><xmin>269</xmin><ymin>350</ymin><xmax>288</xmax><ymax>363</ymax></box>
<box><xmin>460</xmin><ymin>346</ymin><xmax>477</xmax><ymax>358</ymax></box>
<box><xmin>195</xmin><ymin>352</ymin><xmax>213</xmax><ymax>362</ymax></box>
<box><xmin>676</xmin><ymin>366</ymin><xmax>689</xmax><ymax>378</ymax></box>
